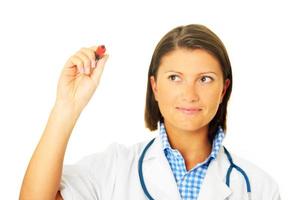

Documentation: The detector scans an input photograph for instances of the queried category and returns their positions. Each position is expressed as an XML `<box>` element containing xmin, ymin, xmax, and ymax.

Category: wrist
<box><xmin>52</xmin><ymin>100</ymin><xmax>82</xmax><ymax>121</ymax></box>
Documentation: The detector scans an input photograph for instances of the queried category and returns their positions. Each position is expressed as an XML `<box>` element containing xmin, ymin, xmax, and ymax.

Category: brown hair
<box><xmin>144</xmin><ymin>24</ymin><xmax>233</xmax><ymax>143</ymax></box>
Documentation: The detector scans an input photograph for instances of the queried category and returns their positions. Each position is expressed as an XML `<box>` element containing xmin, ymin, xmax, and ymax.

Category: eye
<box><xmin>200</xmin><ymin>76</ymin><xmax>214</xmax><ymax>83</ymax></box>
<box><xmin>168</xmin><ymin>75</ymin><xmax>181</xmax><ymax>82</ymax></box>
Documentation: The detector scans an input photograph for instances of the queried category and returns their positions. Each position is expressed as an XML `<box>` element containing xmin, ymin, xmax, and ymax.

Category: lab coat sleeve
<box><xmin>261</xmin><ymin>168</ymin><xmax>282</xmax><ymax>200</ymax></box>
<box><xmin>59</xmin><ymin>142</ymin><xmax>119</xmax><ymax>200</ymax></box>
<box><xmin>271</xmin><ymin>182</ymin><xmax>281</xmax><ymax>200</ymax></box>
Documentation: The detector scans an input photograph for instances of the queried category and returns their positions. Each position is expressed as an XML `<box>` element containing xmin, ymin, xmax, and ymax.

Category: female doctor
<box><xmin>20</xmin><ymin>24</ymin><xmax>281</xmax><ymax>200</ymax></box>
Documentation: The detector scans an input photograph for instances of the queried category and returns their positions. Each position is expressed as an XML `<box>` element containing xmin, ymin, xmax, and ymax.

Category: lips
<box><xmin>176</xmin><ymin>107</ymin><xmax>202</xmax><ymax>115</ymax></box>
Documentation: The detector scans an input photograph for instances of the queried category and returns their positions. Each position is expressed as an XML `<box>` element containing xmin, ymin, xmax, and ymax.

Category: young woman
<box><xmin>20</xmin><ymin>24</ymin><xmax>280</xmax><ymax>200</ymax></box>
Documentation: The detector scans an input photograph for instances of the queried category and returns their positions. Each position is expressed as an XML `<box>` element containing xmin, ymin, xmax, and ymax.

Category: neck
<box><xmin>163</xmin><ymin>121</ymin><xmax>212</xmax><ymax>170</ymax></box>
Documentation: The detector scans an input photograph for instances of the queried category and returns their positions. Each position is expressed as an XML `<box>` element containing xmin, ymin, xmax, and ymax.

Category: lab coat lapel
<box><xmin>141</xmin><ymin>133</ymin><xmax>182</xmax><ymax>200</ymax></box>
<box><xmin>197</xmin><ymin>147</ymin><xmax>232</xmax><ymax>200</ymax></box>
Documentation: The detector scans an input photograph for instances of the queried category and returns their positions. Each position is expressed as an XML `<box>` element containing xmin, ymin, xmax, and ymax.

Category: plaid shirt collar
<box><xmin>159</xmin><ymin>121</ymin><xmax>225</xmax><ymax>161</ymax></box>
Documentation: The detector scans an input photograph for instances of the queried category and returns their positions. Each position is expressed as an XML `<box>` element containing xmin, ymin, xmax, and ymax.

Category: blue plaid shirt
<box><xmin>159</xmin><ymin>121</ymin><xmax>225</xmax><ymax>200</ymax></box>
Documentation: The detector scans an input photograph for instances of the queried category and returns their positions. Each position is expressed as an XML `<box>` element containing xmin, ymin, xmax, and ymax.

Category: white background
<box><xmin>0</xmin><ymin>0</ymin><xmax>299</xmax><ymax>199</ymax></box>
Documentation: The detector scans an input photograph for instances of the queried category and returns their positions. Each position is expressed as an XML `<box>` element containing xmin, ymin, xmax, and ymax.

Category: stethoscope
<box><xmin>138</xmin><ymin>138</ymin><xmax>252</xmax><ymax>200</ymax></box>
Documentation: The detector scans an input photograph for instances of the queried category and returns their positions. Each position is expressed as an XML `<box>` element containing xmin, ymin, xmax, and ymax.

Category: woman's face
<box><xmin>150</xmin><ymin>48</ymin><xmax>230</xmax><ymax>132</ymax></box>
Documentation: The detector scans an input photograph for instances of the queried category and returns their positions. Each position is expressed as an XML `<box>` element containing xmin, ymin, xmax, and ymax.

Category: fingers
<box><xmin>66</xmin><ymin>46</ymin><xmax>100</xmax><ymax>75</ymax></box>
<box><xmin>90</xmin><ymin>54</ymin><xmax>109</xmax><ymax>85</ymax></box>
<box><xmin>75</xmin><ymin>52</ymin><xmax>91</xmax><ymax>74</ymax></box>
<box><xmin>68</xmin><ymin>56</ymin><xmax>84</xmax><ymax>73</ymax></box>
<box><xmin>90</xmin><ymin>46</ymin><xmax>98</xmax><ymax>51</ymax></box>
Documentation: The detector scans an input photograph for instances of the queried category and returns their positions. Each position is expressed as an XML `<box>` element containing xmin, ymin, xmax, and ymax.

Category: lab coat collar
<box><xmin>142</xmin><ymin>129</ymin><xmax>181</xmax><ymax>200</ymax></box>
<box><xmin>142</xmin><ymin>129</ymin><xmax>232</xmax><ymax>200</ymax></box>
<box><xmin>197</xmin><ymin>147</ymin><xmax>232</xmax><ymax>199</ymax></box>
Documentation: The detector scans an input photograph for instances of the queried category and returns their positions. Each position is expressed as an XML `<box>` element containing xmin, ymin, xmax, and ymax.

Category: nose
<box><xmin>182</xmin><ymin>83</ymin><xmax>199</xmax><ymax>102</ymax></box>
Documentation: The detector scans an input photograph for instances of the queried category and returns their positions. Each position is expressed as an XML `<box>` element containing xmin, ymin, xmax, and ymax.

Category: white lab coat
<box><xmin>60</xmin><ymin>129</ymin><xmax>280</xmax><ymax>200</ymax></box>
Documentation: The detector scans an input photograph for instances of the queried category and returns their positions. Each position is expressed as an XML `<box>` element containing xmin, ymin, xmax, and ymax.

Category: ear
<box><xmin>220</xmin><ymin>79</ymin><xmax>231</xmax><ymax>103</ymax></box>
<box><xmin>150</xmin><ymin>76</ymin><xmax>158</xmax><ymax>101</ymax></box>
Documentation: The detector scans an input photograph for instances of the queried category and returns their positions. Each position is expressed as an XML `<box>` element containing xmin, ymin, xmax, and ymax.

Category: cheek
<box><xmin>202</xmin><ymin>86</ymin><xmax>223</xmax><ymax>110</ymax></box>
<box><xmin>158</xmin><ymin>85</ymin><xmax>177</xmax><ymax>104</ymax></box>
<box><xmin>156</xmin><ymin>82</ymin><xmax>179</xmax><ymax>110</ymax></box>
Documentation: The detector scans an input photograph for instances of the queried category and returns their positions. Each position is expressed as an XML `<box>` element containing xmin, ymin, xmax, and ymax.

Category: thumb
<box><xmin>91</xmin><ymin>54</ymin><xmax>109</xmax><ymax>85</ymax></box>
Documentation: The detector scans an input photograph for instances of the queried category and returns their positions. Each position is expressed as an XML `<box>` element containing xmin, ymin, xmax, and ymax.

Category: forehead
<box><xmin>158</xmin><ymin>48</ymin><xmax>222</xmax><ymax>75</ymax></box>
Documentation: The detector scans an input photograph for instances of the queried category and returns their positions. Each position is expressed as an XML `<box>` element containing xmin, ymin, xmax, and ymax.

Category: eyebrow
<box><xmin>164</xmin><ymin>70</ymin><xmax>217</xmax><ymax>75</ymax></box>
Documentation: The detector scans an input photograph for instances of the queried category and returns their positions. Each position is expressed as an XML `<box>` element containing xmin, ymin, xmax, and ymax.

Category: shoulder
<box><xmin>60</xmin><ymin>139</ymin><xmax>152</xmax><ymax>199</ymax></box>
<box><xmin>229</xmin><ymin>151</ymin><xmax>281</xmax><ymax>199</ymax></box>
<box><xmin>81</xmin><ymin>138</ymin><xmax>150</xmax><ymax>167</ymax></box>
<box><xmin>110</xmin><ymin>138</ymin><xmax>151</xmax><ymax>161</ymax></box>
<box><xmin>230</xmin><ymin>152</ymin><xmax>277</xmax><ymax>184</ymax></box>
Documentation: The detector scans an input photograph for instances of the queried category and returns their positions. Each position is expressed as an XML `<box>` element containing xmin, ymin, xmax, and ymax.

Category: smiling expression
<box><xmin>150</xmin><ymin>48</ymin><xmax>230</xmax><ymax>133</ymax></box>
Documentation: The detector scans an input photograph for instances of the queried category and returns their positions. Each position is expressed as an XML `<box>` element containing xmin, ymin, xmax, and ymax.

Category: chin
<box><xmin>170</xmin><ymin>119</ymin><xmax>208</xmax><ymax>132</ymax></box>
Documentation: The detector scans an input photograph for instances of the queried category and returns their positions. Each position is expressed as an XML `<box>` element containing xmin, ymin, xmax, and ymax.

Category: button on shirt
<box><xmin>159</xmin><ymin>122</ymin><xmax>225</xmax><ymax>200</ymax></box>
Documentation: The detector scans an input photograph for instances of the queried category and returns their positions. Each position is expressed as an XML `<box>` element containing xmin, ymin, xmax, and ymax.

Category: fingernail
<box><xmin>80</xmin><ymin>67</ymin><xmax>84</xmax><ymax>73</ymax></box>
<box><xmin>85</xmin><ymin>68</ymin><xmax>90</xmax><ymax>74</ymax></box>
<box><xmin>91</xmin><ymin>60</ymin><xmax>96</xmax><ymax>68</ymax></box>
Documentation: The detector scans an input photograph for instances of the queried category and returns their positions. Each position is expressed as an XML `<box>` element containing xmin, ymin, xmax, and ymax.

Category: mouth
<box><xmin>176</xmin><ymin>107</ymin><xmax>202</xmax><ymax>115</ymax></box>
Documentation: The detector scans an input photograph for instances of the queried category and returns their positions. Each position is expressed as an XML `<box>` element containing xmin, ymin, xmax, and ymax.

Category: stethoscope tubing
<box><xmin>138</xmin><ymin>138</ymin><xmax>156</xmax><ymax>200</ymax></box>
<box><xmin>138</xmin><ymin>138</ymin><xmax>251</xmax><ymax>200</ymax></box>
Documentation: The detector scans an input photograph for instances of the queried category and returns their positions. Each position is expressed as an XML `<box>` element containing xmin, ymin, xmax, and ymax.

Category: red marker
<box><xmin>95</xmin><ymin>45</ymin><xmax>106</xmax><ymax>60</ymax></box>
